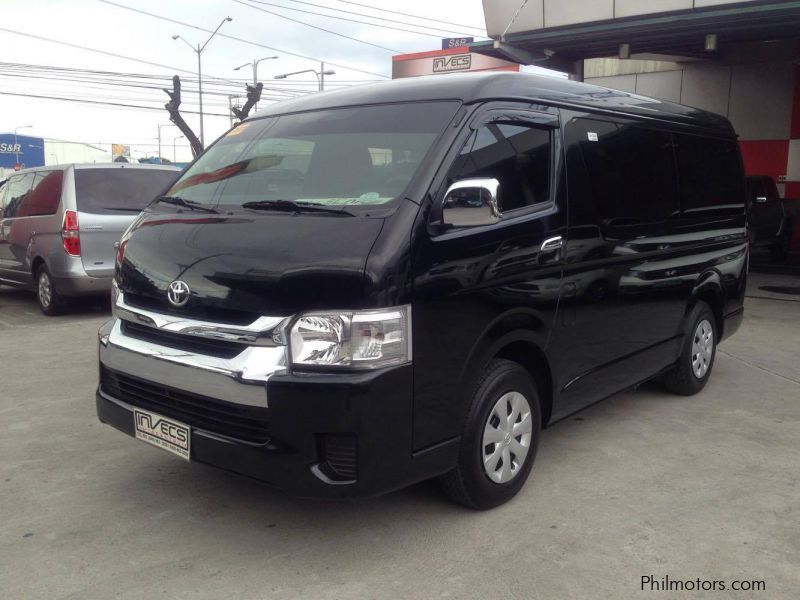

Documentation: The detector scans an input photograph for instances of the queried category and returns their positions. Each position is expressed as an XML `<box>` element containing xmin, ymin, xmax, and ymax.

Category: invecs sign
<box><xmin>433</xmin><ymin>54</ymin><xmax>472</xmax><ymax>73</ymax></box>
<box><xmin>392</xmin><ymin>49</ymin><xmax>519</xmax><ymax>79</ymax></box>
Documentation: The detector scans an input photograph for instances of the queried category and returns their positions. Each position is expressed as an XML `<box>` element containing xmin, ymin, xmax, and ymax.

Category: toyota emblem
<box><xmin>167</xmin><ymin>280</ymin><xmax>190</xmax><ymax>307</ymax></box>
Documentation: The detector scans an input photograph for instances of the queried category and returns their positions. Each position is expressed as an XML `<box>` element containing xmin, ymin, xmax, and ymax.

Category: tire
<box><xmin>35</xmin><ymin>265</ymin><xmax>64</xmax><ymax>316</ymax></box>
<box><xmin>439</xmin><ymin>359</ymin><xmax>541</xmax><ymax>510</ymax></box>
<box><xmin>663</xmin><ymin>301</ymin><xmax>717</xmax><ymax>396</ymax></box>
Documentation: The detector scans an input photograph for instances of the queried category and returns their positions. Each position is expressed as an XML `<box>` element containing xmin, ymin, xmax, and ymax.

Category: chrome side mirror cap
<box><xmin>442</xmin><ymin>178</ymin><xmax>501</xmax><ymax>228</ymax></box>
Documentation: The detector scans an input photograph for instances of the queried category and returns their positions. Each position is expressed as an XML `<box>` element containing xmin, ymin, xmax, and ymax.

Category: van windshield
<box><xmin>165</xmin><ymin>102</ymin><xmax>459</xmax><ymax>208</ymax></box>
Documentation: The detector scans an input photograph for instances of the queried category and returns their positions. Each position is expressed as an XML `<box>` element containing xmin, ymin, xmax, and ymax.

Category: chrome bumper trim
<box><xmin>98</xmin><ymin>315</ymin><xmax>288</xmax><ymax>408</ymax></box>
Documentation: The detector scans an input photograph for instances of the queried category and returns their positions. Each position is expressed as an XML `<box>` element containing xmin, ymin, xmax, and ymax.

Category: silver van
<box><xmin>0</xmin><ymin>163</ymin><xmax>179</xmax><ymax>314</ymax></box>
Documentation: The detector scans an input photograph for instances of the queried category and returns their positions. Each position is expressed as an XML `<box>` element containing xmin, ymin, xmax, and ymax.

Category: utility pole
<box><xmin>228</xmin><ymin>95</ymin><xmax>238</xmax><ymax>128</ymax></box>
<box><xmin>172</xmin><ymin>16</ymin><xmax>232</xmax><ymax>147</ymax></box>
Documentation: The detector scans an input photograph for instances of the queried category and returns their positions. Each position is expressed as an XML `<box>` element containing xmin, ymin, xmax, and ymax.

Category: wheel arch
<box><xmin>31</xmin><ymin>256</ymin><xmax>47</xmax><ymax>281</ymax></box>
<box><xmin>457</xmin><ymin>309</ymin><xmax>555</xmax><ymax>427</ymax></box>
<box><xmin>690</xmin><ymin>269</ymin><xmax>725</xmax><ymax>338</ymax></box>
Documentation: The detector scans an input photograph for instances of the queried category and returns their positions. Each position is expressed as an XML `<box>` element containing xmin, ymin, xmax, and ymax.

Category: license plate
<box><xmin>133</xmin><ymin>408</ymin><xmax>191</xmax><ymax>461</ymax></box>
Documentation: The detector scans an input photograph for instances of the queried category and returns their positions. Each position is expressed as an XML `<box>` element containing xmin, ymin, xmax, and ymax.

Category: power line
<box><xmin>329</xmin><ymin>0</ymin><xmax>486</xmax><ymax>32</ymax></box>
<box><xmin>0</xmin><ymin>26</ymin><xmax>240</xmax><ymax>85</ymax></box>
<box><xmin>240</xmin><ymin>0</ymin><xmax>470</xmax><ymax>40</ymax></box>
<box><xmin>96</xmin><ymin>0</ymin><xmax>391</xmax><ymax>78</ymax></box>
<box><xmin>0</xmin><ymin>90</ymin><xmax>233</xmax><ymax>117</ymax></box>
<box><xmin>0</xmin><ymin>70</ymin><xmax>303</xmax><ymax>100</ymax></box>
<box><xmin>231</xmin><ymin>0</ymin><xmax>402</xmax><ymax>52</ymax></box>
<box><xmin>278</xmin><ymin>0</ymin><xmax>486</xmax><ymax>37</ymax></box>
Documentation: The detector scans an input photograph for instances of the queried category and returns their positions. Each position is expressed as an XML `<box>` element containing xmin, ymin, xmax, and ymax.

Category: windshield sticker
<box><xmin>226</xmin><ymin>122</ymin><xmax>253</xmax><ymax>137</ymax></box>
<box><xmin>296</xmin><ymin>194</ymin><xmax>393</xmax><ymax>206</ymax></box>
<box><xmin>587</xmin><ymin>132</ymin><xmax>599</xmax><ymax>142</ymax></box>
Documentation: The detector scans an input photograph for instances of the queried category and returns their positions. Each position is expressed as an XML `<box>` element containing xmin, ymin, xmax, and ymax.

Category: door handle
<box><xmin>539</xmin><ymin>236</ymin><xmax>564</xmax><ymax>264</ymax></box>
<box><xmin>754</xmin><ymin>196</ymin><xmax>768</xmax><ymax>204</ymax></box>
<box><xmin>540</xmin><ymin>236</ymin><xmax>564</xmax><ymax>252</ymax></box>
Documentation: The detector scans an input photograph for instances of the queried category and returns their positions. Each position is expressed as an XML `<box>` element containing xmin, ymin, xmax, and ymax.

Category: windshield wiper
<box><xmin>240</xmin><ymin>199</ymin><xmax>354</xmax><ymax>217</ymax></box>
<box><xmin>154</xmin><ymin>196</ymin><xmax>219</xmax><ymax>214</ymax></box>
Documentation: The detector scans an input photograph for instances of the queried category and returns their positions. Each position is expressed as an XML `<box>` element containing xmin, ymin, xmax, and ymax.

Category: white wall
<box><xmin>44</xmin><ymin>140</ymin><xmax>112</xmax><ymax>165</ymax></box>
<box><xmin>584</xmin><ymin>60</ymin><xmax>795</xmax><ymax>141</ymax></box>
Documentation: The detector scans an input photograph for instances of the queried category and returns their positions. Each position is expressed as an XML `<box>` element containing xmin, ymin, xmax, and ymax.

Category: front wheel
<box><xmin>439</xmin><ymin>359</ymin><xmax>541</xmax><ymax>509</ymax></box>
<box><xmin>663</xmin><ymin>301</ymin><xmax>717</xmax><ymax>396</ymax></box>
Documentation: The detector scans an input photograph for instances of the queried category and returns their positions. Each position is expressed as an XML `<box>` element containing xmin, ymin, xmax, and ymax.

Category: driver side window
<box><xmin>447</xmin><ymin>122</ymin><xmax>552</xmax><ymax>213</ymax></box>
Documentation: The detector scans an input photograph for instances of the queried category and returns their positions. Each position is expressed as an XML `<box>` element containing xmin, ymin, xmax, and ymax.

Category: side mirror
<box><xmin>442</xmin><ymin>178</ymin><xmax>501</xmax><ymax>228</ymax></box>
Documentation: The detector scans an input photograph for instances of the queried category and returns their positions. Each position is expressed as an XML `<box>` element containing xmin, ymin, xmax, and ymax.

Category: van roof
<box><xmin>10</xmin><ymin>163</ymin><xmax>181</xmax><ymax>175</ymax></box>
<box><xmin>250</xmin><ymin>71</ymin><xmax>734</xmax><ymax>135</ymax></box>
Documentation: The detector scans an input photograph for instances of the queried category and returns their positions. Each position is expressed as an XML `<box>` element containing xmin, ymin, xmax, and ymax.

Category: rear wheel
<box><xmin>663</xmin><ymin>302</ymin><xmax>717</xmax><ymax>396</ymax></box>
<box><xmin>36</xmin><ymin>265</ymin><xmax>64</xmax><ymax>316</ymax></box>
<box><xmin>439</xmin><ymin>359</ymin><xmax>541</xmax><ymax>509</ymax></box>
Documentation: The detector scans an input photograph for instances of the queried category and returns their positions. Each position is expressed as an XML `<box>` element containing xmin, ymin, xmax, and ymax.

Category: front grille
<box><xmin>101</xmin><ymin>366</ymin><xmax>270</xmax><ymax>444</ymax></box>
<box><xmin>121</xmin><ymin>320</ymin><xmax>244</xmax><ymax>359</ymax></box>
<box><xmin>320</xmin><ymin>434</ymin><xmax>358</xmax><ymax>481</ymax></box>
<box><xmin>124</xmin><ymin>292</ymin><xmax>259</xmax><ymax>325</ymax></box>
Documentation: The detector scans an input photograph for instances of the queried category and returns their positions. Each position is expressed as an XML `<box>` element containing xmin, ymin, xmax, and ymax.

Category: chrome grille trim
<box><xmin>114</xmin><ymin>290</ymin><xmax>289</xmax><ymax>347</ymax></box>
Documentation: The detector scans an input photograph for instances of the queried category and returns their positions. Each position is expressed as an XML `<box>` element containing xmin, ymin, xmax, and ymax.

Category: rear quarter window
<box><xmin>75</xmin><ymin>168</ymin><xmax>179</xmax><ymax>214</ymax></box>
<box><xmin>674</xmin><ymin>134</ymin><xmax>745</xmax><ymax>216</ymax></box>
<box><xmin>17</xmin><ymin>170</ymin><xmax>64</xmax><ymax>217</ymax></box>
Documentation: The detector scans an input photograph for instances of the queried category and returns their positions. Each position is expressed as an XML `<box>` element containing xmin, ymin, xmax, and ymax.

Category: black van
<box><xmin>97</xmin><ymin>73</ymin><xmax>747</xmax><ymax>509</ymax></box>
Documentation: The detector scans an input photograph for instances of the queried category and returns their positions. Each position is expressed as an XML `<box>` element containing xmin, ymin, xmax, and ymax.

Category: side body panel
<box><xmin>549</xmin><ymin>109</ymin><xmax>747</xmax><ymax>421</ymax></box>
<box><xmin>406</xmin><ymin>102</ymin><xmax>567</xmax><ymax>451</ymax></box>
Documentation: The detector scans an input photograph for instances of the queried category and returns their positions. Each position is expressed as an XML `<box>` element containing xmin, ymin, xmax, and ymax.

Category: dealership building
<box><xmin>468</xmin><ymin>0</ymin><xmax>800</xmax><ymax>247</ymax></box>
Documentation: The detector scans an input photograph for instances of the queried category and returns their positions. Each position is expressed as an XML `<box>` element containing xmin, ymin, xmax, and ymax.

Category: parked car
<box><xmin>0</xmin><ymin>163</ymin><xmax>180</xmax><ymax>314</ymax></box>
<box><xmin>96</xmin><ymin>73</ymin><xmax>747</xmax><ymax>509</ymax></box>
<box><xmin>745</xmin><ymin>175</ymin><xmax>792</xmax><ymax>261</ymax></box>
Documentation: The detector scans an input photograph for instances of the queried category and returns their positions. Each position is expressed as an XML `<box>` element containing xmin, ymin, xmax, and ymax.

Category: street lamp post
<box><xmin>157</xmin><ymin>123</ymin><xmax>175</xmax><ymax>164</ymax></box>
<box><xmin>173</xmin><ymin>135</ymin><xmax>185</xmax><ymax>163</ymax></box>
<box><xmin>172</xmin><ymin>16</ymin><xmax>233</xmax><ymax>147</ymax></box>
<box><xmin>14</xmin><ymin>125</ymin><xmax>32</xmax><ymax>165</ymax></box>
<box><xmin>274</xmin><ymin>62</ymin><xmax>336</xmax><ymax>92</ymax></box>
<box><xmin>234</xmin><ymin>56</ymin><xmax>278</xmax><ymax>86</ymax></box>
<box><xmin>234</xmin><ymin>56</ymin><xmax>278</xmax><ymax>113</ymax></box>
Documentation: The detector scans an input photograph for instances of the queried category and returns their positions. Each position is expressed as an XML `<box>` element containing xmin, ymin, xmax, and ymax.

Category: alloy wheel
<box><xmin>38</xmin><ymin>271</ymin><xmax>53</xmax><ymax>308</ymax></box>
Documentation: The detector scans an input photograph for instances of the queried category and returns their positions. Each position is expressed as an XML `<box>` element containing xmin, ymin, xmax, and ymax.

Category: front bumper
<box><xmin>96</xmin><ymin>361</ymin><xmax>435</xmax><ymax>498</ymax></box>
<box><xmin>97</xmin><ymin>303</ymin><xmax>455</xmax><ymax>498</ymax></box>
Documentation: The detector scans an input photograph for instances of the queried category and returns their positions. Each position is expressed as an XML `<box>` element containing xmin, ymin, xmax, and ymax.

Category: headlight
<box><xmin>289</xmin><ymin>306</ymin><xmax>411</xmax><ymax>369</ymax></box>
<box><xmin>110</xmin><ymin>279</ymin><xmax>120</xmax><ymax>317</ymax></box>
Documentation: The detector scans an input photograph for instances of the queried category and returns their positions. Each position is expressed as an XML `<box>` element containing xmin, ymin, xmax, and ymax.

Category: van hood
<box><xmin>117</xmin><ymin>210</ymin><xmax>384</xmax><ymax>319</ymax></box>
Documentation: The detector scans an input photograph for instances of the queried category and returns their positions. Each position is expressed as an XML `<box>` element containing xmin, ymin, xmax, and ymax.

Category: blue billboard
<box><xmin>0</xmin><ymin>133</ymin><xmax>45</xmax><ymax>170</ymax></box>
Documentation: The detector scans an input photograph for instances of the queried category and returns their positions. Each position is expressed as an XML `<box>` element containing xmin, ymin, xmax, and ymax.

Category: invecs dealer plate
<box><xmin>133</xmin><ymin>408</ymin><xmax>191</xmax><ymax>460</ymax></box>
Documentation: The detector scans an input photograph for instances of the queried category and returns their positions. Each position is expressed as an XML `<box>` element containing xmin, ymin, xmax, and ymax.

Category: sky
<box><xmin>0</xmin><ymin>0</ymin><xmax>556</xmax><ymax>163</ymax></box>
